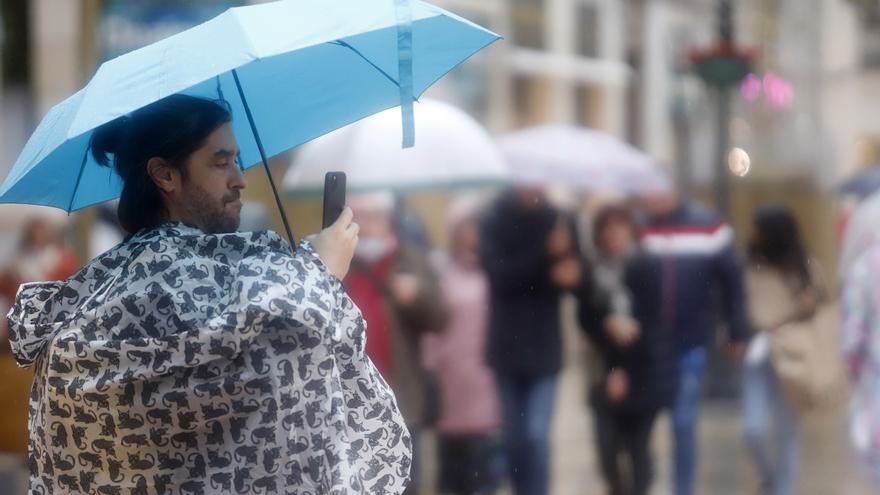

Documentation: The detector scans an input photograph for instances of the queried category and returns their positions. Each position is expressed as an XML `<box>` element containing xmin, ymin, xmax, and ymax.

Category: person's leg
<box><xmin>593</xmin><ymin>402</ymin><xmax>625</xmax><ymax>495</ymax></box>
<box><xmin>671</xmin><ymin>347</ymin><xmax>707</xmax><ymax>495</ymax></box>
<box><xmin>520</xmin><ymin>374</ymin><xmax>559</xmax><ymax>495</ymax></box>
<box><xmin>457</xmin><ymin>434</ymin><xmax>496</xmax><ymax>495</ymax></box>
<box><xmin>625</xmin><ymin>410</ymin><xmax>659</xmax><ymax>495</ymax></box>
<box><xmin>742</xmin><ymin>358</ymin><xmax>775</xmax><ymax>493</ymax></box>
<box><xmin>437</xmin><ymin>435</ymin><xmax>464</xmax><ymax>494</ymax></box>
<box><xmin>768</xmin><ymin>364</ymin><xmax>799</xmax><ymax>495</ymax></box>
<box><xmin>497</xmin><ymin>374</ymin><xmax>529</xmax><ymax>494</ymax></box>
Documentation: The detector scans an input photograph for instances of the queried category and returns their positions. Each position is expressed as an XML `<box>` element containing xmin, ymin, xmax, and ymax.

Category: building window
<box><xmin>860</xmin><ymin>3</ymin><xmax>880</xmax><ymax>68</ymax></box>
<box><xmin>1</xmin><ymin>0</ymin><xmax>29</xmax><ymax>86</ymax></box>
<box><xmin>512</xmin><ymin>75</ymin><xmax>551</xmax><ymax>127</ymax></box>
<box><xmin>575</xmin><ymin>4</ymin><xmax>599</xmax><ymax>58</ymax></box>
<box><xmin>511</xmin><ymin>0</ymin><xmax>545</xmax><ymax>50</ymax></box>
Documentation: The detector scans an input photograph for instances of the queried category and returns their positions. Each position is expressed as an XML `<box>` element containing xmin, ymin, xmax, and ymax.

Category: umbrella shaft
<box><xmin>231</xmin><ymin>69</ymin><xmax>297</xmax><ymax>249</ymax></box>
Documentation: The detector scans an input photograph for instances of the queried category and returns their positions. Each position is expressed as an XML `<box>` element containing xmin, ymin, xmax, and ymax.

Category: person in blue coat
<box><xmin>639</xmin><ymin>188</ymin><xmax>749</xmax><ymax>495</ymax></box>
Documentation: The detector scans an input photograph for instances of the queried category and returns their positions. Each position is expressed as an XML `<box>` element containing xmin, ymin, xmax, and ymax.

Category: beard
<box><xmin>181</xmin><ymin>183</ymin><xmax>241</xmax><ymax>234</ymax></box>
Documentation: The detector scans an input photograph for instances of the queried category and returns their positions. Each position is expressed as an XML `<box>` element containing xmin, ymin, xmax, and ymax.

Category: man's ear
<box><xmin>147</xmin><ymin>157</ymin><xmax>176</xmax><ymax>193</ymax></box>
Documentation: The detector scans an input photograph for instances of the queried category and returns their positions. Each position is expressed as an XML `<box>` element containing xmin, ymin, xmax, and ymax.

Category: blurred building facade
<box><xmin>0</xmin><ymin>0</ymin><xmax>879</xmax><ymax>264</ymax></box>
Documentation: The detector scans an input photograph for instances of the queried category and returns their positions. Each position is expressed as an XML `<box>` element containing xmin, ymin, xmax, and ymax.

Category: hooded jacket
<box><xmin>7</xmin><ymin>223</ymin><xmax>411</xmax><ymax>495</ymax></box>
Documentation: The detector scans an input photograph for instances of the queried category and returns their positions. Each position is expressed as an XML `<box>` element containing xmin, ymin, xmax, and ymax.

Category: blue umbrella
<box><xmin>0</xmin><ymin>0</ymin><xmax>499</xmax><ymax>245</ymax></box>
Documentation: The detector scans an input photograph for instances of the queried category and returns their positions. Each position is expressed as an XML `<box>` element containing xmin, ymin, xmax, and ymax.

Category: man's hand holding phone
<box><xmin>309</xmin><ymin>207</ymin><xmax>359</xmax><ymax>279</ymax></box>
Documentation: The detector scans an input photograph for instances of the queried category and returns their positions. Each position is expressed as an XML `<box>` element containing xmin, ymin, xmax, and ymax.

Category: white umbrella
<box><xmin>498</xmin><ymin>124</ymin><xmax>668</xmax><ymax>194</ymax></box>
<box><xmin>284</xmin><ymin>99</ymin><xmax>509</xmax><ymax>194</ymax></box>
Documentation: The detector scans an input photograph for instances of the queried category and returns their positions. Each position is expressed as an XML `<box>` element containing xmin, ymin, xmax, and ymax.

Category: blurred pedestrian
<box><xmin>0</xmin><ymin>218</ymin><xmax>77</xmax><ymax>456</ymax></box>
<box><xmin>638</xmin><ymin>188</ymin><xmax>749</xmax><ymax>495</ymax></box>
<box><xmin>0</xmin><ymin>218</ymin><xmax>77</xmax><ymax>302</ymax></box>
<box><xmin>480</xmin><ymin>187</ymin><xmax>585</xmax><ymax>495</ymax></box>
<box><xmin>841</xmin><ymin>221</ymin><xmax>880</xmax><ymax>484</ymax></box>
<box><xmin>393</xmin><ymin>192</ymin><xmax>433</xmax><ymax>251</ymax></box>
<box><xmin>7</xmin><ymin>95</ymin><xmax>412</xmax><ymax>493</ymax></box>
<box><xmin>579</xmin><ymin>204</ymin><xmax>675</xmax><ymax>495</ymax></box>
<box><xmin>345</xmin><ymin>190</ymin><xmax>449</xmax><ymax>493</ymax></box>
<box><xmin>743</xmin><ymin>206</ymin><xmax>825</xmax><ymax>495</ymax></box>
<box><xmin>422</xmin><ymin>195</ymin><xmax>501</xmax><ymax>495</ymax></box>
<box><xmin>89</xmin><ymin>202</ymin><xmax>125</xmax><ymax>258</ymax></box>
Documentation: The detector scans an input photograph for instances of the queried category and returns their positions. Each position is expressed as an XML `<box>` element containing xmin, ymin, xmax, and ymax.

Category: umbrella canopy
<box><xmin>0</xmin><ymin>0</ymin><xmax>499</xmax><ymax>213</ymax></box>
<box><xmin>284</xmin><ymin>99</ymin><xmax>509</xmax><ymax>194</ymax></box>
<box><xmin>839</xmin><ymin>166</ymin><xmax>880</xmax><ymax>199</ymax></box>
<box><xmin>498</xmin><ymin>124</ymin><xmax>668</xmax><ymax>194</ymax></box>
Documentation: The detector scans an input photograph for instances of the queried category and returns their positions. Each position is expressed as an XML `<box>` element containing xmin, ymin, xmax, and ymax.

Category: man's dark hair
<box><xmin>90</xmin><ymin>94</ymin><xmax>232</xmax><ymax>234</ymax></box>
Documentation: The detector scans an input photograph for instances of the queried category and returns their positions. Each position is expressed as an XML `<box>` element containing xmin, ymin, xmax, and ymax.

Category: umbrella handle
<box><xmin>231</xmin><ymin>69</ymin><xmax>297</xmax><ymax>250</ymax></box>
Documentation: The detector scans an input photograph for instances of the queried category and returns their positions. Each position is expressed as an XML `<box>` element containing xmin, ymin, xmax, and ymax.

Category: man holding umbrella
<box><xmin>0</xmin><ymin>2</ymin><xmax>500</xmax><ymax>492</ymax></box>
<box><xmin>7</xmin><ymin>95</ymin><xmax>412</xmax><ymax>493</ymax></box>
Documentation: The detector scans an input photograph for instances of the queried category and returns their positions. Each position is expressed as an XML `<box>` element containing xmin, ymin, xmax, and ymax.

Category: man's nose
<box><xmin>231</xmin><ymin>164</ymin><xmax>247</xmax><ymax>190</ymax></box>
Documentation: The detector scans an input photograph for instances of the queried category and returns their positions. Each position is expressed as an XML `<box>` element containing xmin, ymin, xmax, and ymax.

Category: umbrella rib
<box><xmin>67</xmin><ymin>147</ymin><xmax>90</xmax><ymax>214</ymax></box>
<box><xmin>330</xmin><ymin>41</ymin><xmax>401</xmax><ymax>89</ymax></box>
<box><xmin>231</xmin><ymin>69</ymin><xmax>297</xmax><ymax>250</ymax></box>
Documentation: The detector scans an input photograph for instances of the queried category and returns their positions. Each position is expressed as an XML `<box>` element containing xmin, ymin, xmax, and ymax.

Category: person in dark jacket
<box><xmin>639</xmin><ymin>189</ymin><xmax>749</xmax><ymax>495</ymax></box>
<box><xmin>480</xmin><ymin>187</ymin><xmax>584</xmax><ymax>495</ymax></box>
<box><xmin>579</xmin><ymin>204</ymin><xmax>676</xmax><ymax>495</ymax></box>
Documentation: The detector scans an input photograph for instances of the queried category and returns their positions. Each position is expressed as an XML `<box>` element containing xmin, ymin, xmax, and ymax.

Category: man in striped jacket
<box><xmin>639</xmin><ymin>189</ymin><xmax>749</xmax><ymax>495</ymax></box>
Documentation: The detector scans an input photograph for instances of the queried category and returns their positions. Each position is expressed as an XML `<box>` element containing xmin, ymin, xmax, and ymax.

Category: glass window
<box><xmin>863</xmin><ymin>5</ymin><xmax>880</xmax><ymax>69</ymax></box>
<box><xmin>575</xmin><ymin>3</ymin><xmax>600</xmax><ymax>58</ymax></box>
<box><xmin>511</xmin><ymin>0</ymin><xmax>545</xmax><ymax>50</ymax></box>
<box><xmin>1</xmin><ymin>0</ymin><xmax>29</xmax><ymax>85</ymax></box>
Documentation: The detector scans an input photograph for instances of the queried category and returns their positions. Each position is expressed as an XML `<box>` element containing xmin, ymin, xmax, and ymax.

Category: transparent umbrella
<box><xmin>284</xmin><ymin>99</ymin><xmax>509</xmax><ymax>194</ymax></box>
<box><xmin>499</xmin><ymin>124</ymin><xmax>668</xmax><ymax>194</ymax></box>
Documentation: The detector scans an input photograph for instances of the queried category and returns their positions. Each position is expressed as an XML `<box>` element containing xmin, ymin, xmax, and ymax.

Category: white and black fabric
<box><xmin>7</xmin><ymin>223</ymin><xmax>411</xmax><ymax>494</ymax></box>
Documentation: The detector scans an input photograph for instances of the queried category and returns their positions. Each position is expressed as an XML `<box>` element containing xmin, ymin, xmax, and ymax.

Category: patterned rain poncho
<box><xmin>842</xmin><ymin>243</ymin><xmax>880</xmax><ymax>482</ymax></box>
<box><xmin>7</xmin><ymin>223</ymin><xmax>411</xmax><ymax>494</ymax></box>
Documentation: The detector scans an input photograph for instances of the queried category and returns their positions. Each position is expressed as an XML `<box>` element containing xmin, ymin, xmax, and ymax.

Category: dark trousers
<box><xmin>593</xmin><ymin>404</ymin><xmax>658</xmax><ymax>495</ymax></box>
<box><xmin>437</xmin><ymin>433</ymin><xmax>500</xmax><ymax>495</ymax></box>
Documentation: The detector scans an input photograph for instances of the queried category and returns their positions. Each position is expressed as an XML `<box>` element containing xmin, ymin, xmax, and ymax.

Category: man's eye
<box><xmin>216</xmin><ymin>161</ymin><xmax>229</xmax><ymax>168</ymax></box>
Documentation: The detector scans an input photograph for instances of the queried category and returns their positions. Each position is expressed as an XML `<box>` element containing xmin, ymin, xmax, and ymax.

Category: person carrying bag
<box><xmin>743</xmin><ymin>206</ymin><xmax>848</xmax><ymax>495</ymax></box>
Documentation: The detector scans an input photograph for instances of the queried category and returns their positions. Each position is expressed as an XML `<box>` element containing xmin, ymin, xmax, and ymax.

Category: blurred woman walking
<box><xmin>579</xmin><ymin>204</ymin><xmax>676</xmax><ymax>495</ymax></box>
<box><xmin>742</xmin><ymin>206</ymin><xmax>824</xmax><ymax>495</ymax></box>
<box><xmin>423</xmin><ymin>196</ymin><xmax>501</xmax><ymax>495</ymax></box>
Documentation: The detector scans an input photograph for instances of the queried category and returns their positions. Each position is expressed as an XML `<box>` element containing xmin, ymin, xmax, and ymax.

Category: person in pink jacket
<box><xmin>423</xmin><ymin>196</ymin><xmax>502</xmax><ymax>495</ymax></box>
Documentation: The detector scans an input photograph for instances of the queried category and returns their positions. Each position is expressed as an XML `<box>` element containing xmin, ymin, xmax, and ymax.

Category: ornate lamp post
<box><xmin>688</xmin><ymin>0</ymin><xmax>756</xmax><ymax>215</ymax></box>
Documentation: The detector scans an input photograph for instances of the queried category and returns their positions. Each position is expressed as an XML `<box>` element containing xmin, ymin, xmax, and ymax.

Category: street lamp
<box><xmin>687</xmin><ymin>0</ymin><xmax>757</xmax><ymax>216</ymax></box>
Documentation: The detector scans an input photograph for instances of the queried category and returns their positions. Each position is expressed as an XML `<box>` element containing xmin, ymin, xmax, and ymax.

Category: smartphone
<box><xmin>322</xmin><ymin>172</ymin><xmax>347</xmax><ymax>229</ymax></box>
